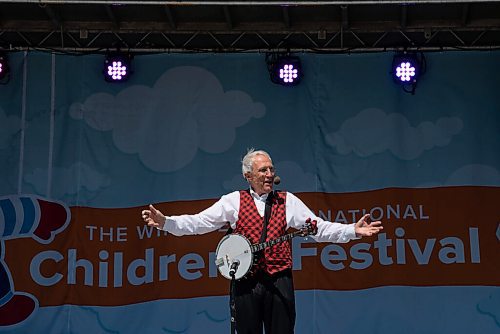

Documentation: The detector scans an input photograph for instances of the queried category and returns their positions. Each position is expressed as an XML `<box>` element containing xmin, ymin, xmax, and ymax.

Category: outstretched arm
<box><xmin>286</xmin><ymin>193</ymin><xmax>383</xmax><ymax>243</ymax></box>
<box><xmin>140</xmin><ymin>192</ymin><xmax>240</xmax><ymax>236</ymax></box>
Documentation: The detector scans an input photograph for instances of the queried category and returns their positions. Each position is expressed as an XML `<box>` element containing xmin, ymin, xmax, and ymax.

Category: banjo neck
<box><xmin>250</xmin><ymin>230</ymin><xmax>303</xmax><ymax>253</ymax></box>
<box><xmin>215</xmin><ymin>222</ymin><xmax>314</xmax><ymax>280</ymax></box>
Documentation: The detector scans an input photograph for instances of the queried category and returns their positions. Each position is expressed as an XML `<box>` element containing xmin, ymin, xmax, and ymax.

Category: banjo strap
<box><xmin>259</xmin><ymin>191</ymin><xmax>274</xmax><ymax>244</ymax></box>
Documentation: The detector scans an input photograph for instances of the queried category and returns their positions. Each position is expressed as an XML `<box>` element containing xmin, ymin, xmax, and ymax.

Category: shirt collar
<box><xmin>249</xmin><ymin>188</ymin><xmax>269</xmax><ymax>202</ymax></box>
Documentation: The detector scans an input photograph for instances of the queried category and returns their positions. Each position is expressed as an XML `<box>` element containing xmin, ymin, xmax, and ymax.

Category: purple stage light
<box><xmin>395</xmin><ymin>61</ymin><xmax>416</xmax><ymax>82</ymax></box>
<box><xmin>392</xmin><ymin>54</ymin><xmax>420</xmax><ymax>84</ymax></box>
<box><xmin>272</xmin><ymin>56</ymin><xmax>302</xmax><ymax>86</ymax></box>
<box><xmin>0</xmin><ymin>54</ymin><xmax>9</xmax><ymax>80</ymax></box>
<box><xmin>103</xmin><ymin>54</ymin><xmax>132</xmax><ymax>82</ymax></box>
<box><xmin>279</xmin><ymin>63</ymin><xmax>299</xmax><ymax>84</ymax></box>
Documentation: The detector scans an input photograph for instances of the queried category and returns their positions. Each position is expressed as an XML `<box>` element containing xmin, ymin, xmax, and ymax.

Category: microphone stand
<box><xmin>229</xmin><ymin>265</ymin><xmax>237</xmax><ymax>334</ymax></box>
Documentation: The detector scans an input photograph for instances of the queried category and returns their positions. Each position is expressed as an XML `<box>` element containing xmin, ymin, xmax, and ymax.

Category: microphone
<box><xmin>273</xmin><ymin>176</ymin><xmax>281</xmax><ymax>185</ymax></box>
<box><xmin>229</xmin><ymin>259</ymin><xmax>240</xmax><ymax>277</ymax></box>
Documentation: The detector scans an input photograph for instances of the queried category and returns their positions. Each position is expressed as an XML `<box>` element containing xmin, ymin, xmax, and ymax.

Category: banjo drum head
<box><xmin>215</xmin><ymin>234</ymin><xmax>253</xmax><ymax>280</ymax></box>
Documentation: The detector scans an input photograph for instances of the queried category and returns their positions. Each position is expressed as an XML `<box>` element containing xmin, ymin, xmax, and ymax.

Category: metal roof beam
<box><xmin>43</xmin><ymin>5</ymin><xmax>62</xmax><ymax>28</ymax></box>
<box><xmin>223</xmin><ymin>5</ymin><xmax>233</xmax><ymax>29</ymax></box>
<box><xmin>282</xmin><ymin>6</ymin><xmax>290</xmax><ymax>29</ymax></box>
<box><xmin>400</xmin><ymin>5</ymin><xmax>407</xmax><ymax>30</ymax></box>
<box><xmin>104</xmin><ymin>4</ymin><xmax>119</xmax><ymax>29</ymax></box>
<box><xmin>2</xmin><ymin>1</ymin><xmax>500</xmax><ymax>5</ymax></box>
<box><xmin>341</xmin><ymin>4</ymin><xmax>348</xmax><ymax>29</ymax></box>
<box><xmin>163</xmin><ymin>5</ymin><xmax>177</xmax><ymax>29</ymax></box>
<box><xmin>461</xmin><ymin>3</ymin><xmax>470</xmax><ymax>26</ymax></box>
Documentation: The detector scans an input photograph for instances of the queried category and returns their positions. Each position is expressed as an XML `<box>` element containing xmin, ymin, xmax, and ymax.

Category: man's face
<box><xmin>246</xmin><ymin>154</ymin><xmax>275</xmax><ymax>195</ymax></box>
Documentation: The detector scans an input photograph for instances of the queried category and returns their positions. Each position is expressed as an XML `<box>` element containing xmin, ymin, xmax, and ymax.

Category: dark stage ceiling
<box><xmin>1</xmin><ymin>1</ymin><xmax>500</xmax><ymax>54</ymax></box>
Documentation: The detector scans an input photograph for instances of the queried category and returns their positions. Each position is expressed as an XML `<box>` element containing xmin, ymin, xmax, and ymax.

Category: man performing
<box><xmin>141</xmin><ymin>149</ymin><xmax>383</xmax><ymax>334</ymax></box>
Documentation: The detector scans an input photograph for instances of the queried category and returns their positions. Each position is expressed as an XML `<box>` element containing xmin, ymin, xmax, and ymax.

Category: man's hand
<box><xmin>141</xmin><ymin>204</ymin><xmax>166</xmax><ymax>230</ymax></box>
<box><xmin>305</xmin><ymin>218</ymin><xmax>318</xmax><ymax>235</ymax></box>
<box><xmin>354</xmin><ymin>213</ymin><xmax>383</xmax><ymax>237</ymax></box>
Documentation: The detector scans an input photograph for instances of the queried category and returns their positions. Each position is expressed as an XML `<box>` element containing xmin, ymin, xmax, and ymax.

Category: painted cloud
<box><xmin>69</xmin><ymin>66</ymin><xmax>266</xmax><ymax>172</ymax></box>
<box><xmin>24</xmin><ymin>162</ymin><xmax>110</xmax><ymax>198</ymax></box>
<box><xmin>326</xmin><ymin>108</ymin><xmax>463</xmax><ymax>160</ymax></box>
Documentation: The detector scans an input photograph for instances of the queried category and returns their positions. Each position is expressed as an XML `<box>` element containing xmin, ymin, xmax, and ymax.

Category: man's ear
<box><xmin>244</xmin><ymin>172</ymin><xmax>251</xmax><ymax>183</ymax></box>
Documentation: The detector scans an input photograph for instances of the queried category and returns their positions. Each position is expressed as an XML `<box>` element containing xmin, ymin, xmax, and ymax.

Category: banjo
<box><xmin>215</xmin><ymin>222</ymin><xmax>315</xmax><ymax>280</ymax></box>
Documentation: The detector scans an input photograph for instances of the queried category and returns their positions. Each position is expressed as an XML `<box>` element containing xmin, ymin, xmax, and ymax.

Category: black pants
<box><xmin>233</xmin><ymin>269</ymin><xmax>296</xmax><ymax>334</ymax></box>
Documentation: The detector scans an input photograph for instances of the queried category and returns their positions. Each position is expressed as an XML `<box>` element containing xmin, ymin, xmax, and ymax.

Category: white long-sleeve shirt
<box><xmin>163</xmin><ymin>190</ymin><xmax>358</xmax><ymax>243</ymax></box>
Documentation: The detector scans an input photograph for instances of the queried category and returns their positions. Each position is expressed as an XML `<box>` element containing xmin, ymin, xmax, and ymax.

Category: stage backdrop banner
<box><xmin>0</xmin><ymin>51</ymin><xmax>499</xmax><ymax>334</ymax></box>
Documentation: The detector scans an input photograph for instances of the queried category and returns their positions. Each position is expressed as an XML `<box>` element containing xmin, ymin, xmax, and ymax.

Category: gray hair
<box><xmin>241</xmin><ymin>148</ymin><xmax>272</xmax><ymax>176</ymax></box>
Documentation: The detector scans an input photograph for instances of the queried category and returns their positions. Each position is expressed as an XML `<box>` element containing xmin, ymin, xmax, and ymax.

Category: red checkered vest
<box><xmin>234</xmin><ymin>190</ymin><xmax>291</xmax><ymax>275</ymax></box>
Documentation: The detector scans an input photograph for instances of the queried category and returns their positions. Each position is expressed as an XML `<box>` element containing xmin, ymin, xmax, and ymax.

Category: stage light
<box><xmin>266</xmin><ymin>53</ymin><xmax>302</xmax><ymax>86</ymax></box>
<box><xmin>277</xmin><ymin>58</ymin><xmax>300</xmax><ymax>85</ymax></box>
<box><xmin>0</xmin><ymin>54</ymin><xmax>9</xmax><ymax>81</ymax></box>
<box><xmin>393</xmin><ymin>56</ymin><xmax>419</xmax><ymax>84</ymax></box>
<box><xmin>103</xmin><ymin>52</ymin><xmax>132</xmax><ymax>82</ymax></box>
<box><xmin>391</xmin><ymin>52</ymin><xmax>426</xmax><ymax>94</ymax></box>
